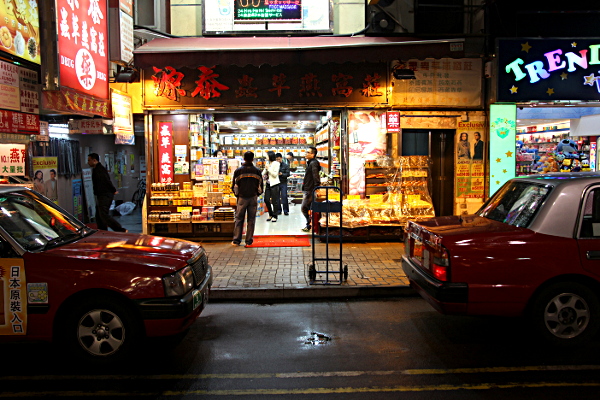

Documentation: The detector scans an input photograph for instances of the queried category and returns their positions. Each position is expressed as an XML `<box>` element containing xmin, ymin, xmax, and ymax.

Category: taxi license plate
<box><xmin>192</xmin><ymin>289</ymin><xmax>203</xmax><ymax>310</ymax></box>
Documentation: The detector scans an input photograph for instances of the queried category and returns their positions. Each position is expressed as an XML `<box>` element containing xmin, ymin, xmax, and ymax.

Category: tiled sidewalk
<box><xmin>201</xmin><ymin>240</ymin><xmax>410</xmax><ymax>299</ymax></box>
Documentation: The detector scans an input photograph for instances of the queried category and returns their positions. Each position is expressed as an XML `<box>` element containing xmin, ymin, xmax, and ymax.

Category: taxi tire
<box><xmin>63</xmin><ymin>297</ymin><xmax>141</xmax><ymax>362</ymax></box>
<box><xmin>530</xmin><ymin>282</ymin><xmax>600</xmax><ymax>347</ymax></box>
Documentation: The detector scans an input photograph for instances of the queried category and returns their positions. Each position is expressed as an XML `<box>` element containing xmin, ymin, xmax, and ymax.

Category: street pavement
<box><xmin>115</xmin><ymin>209</ymin><xmax>414</xmax><ymax>301</ymax></box>
<box><xmin>201</xmin><ymin>240</ymin><xmax>412</xmax><ymax>301</ymax></box>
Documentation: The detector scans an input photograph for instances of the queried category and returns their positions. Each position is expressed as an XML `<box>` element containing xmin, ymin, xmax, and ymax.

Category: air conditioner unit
<box><xmin>366</xmin><ymin>0</ymin><xmax>414</xmax><ymax>34</ymax></box>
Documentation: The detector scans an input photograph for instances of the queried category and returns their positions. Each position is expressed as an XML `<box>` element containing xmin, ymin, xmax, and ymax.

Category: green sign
<box><xmin>489</xmin><ymin>104</ymin><xmax>517</xmax><ymax>196</ymax></box>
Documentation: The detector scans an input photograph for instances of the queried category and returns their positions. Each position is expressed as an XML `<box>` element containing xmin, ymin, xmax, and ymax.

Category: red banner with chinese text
<box><xmin>0</xmin><ymin>110</ymin><xmax>39</xmax><ymax>134</ymax></box>
<box><xmin>158</xmin><ymin>122</ymin><xmax>174</xmax><ymax>184</ymax></box>
<box><xmin>42</xmin><ymin>87</ymin><xmax>111</xmax><ymax>118</ymax></box>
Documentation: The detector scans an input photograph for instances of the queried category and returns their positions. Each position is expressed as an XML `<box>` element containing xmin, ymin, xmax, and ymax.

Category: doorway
<box><xmin>402</xmin><ymin>129</ymin><xmax>455</xmax><ymax>216</ymax></box>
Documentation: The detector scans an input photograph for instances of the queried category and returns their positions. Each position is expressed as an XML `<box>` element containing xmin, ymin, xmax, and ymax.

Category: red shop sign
<box><xmin>0</xmin><ymin>110</ymin><xmax>39</xmax><ymax>134</ymax></box>
<box><xmin>56</xmin><ymin>0</ymin><xmax>109</xmax><ymax>100</ymax></box>
<box><xmin>386</xmin><ymin>111</ymin><xmax>400</xmax><ymax>132</ymax></box>
<box><xmin>158</xmin><ymin>122</ymin><xmax>174</xmax><ymax>183</ymax></box>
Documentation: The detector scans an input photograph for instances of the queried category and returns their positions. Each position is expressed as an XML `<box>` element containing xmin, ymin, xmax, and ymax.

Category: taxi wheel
<box><xmin>530</xmin><ymin>282</ymin><xmax>600</xmax><ymax>346</ymax></box>
<box><xmin>64</xmin><ymin>297</ymin><xmax>141</xmax><ymax>361</ymax></box>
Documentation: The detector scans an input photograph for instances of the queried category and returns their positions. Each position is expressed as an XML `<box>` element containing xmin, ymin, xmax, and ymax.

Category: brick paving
<box><xmin>201</xmin><ymin>240</ymin><xmax>410</xmax><ymax>297</ymax></box>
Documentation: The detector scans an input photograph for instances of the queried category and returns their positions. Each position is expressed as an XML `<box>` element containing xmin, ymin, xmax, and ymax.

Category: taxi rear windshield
<box><xmin>477</xmin><ymin>181</ymin><xmax>551</xmax><ymax>228</ymax></box>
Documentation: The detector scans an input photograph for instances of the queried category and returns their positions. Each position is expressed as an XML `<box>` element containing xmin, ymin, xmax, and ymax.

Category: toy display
<box><xmin>517</xmin><ymin>136</ymin><xmax>592</xmax><ymax>174</ymax></box>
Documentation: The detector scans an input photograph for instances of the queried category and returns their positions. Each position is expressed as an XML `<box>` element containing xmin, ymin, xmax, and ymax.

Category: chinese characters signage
<box><xmin>392</xmin><ymin>58</ymin><xmax>482</xmax><ymax>107</ymax></box>
<box><xmin>0</xmin><ymin>143</ymin><xmax>26</xmax><ymax>175</ymax></box>
<box><xmin>19</xmin><ymin>67</ymin><xmax>39</xmax><ymax>114</ymax></box>
<box><xmin>158</xmin><ymin>122</ymin><xmax>174</xmax><ymax>183</ymax></box>
<box><xmin>498</xmin><ymin>39</ymin><xmax>600</xmax><ymax>101</ymax></box>
<box><xmin>144</xmin><ymin>63</ymin><xmax>388</xmax><ymax>107</ymax></box>
<box><xmin>454</xmin><ymin>121</ymin><xmax>486</xmax><ymax>209</ymax></box>
<box><xmin>0</xmin><ymin>260</ymin><xmax>26</xmax><ymax>335</ymax></box>
<box><xmin>386</xmin><ymin>111</ymin><xmax>400</xmax><ymax>132</ymax></box>
<box><xmin>0</xmin><ymin>1</ymin><xmax>40</xmax><ymax>64</ymax></box>
<box><xmin>109</xmin><ymin>0</ymin><xmax>134</xmax><ymax>64</ymax></box>
<box><xmin>42</xmin><ymin>86</ymin><xmax>111</xmax><ymax>118</ymax></box>
<box><xmin>0</xmin><ymin>111</ymin><xmax>39</xmax><ymax>135</ymax></box>
<box><xmin>56</xmin><ymin>0</ymin><xmax>109</xmax><ymax>100</ymax></box>
<box><xmin>234</xmin><ymin>0</ymin><xmax>302</xmax><ymax>22</ymax></box>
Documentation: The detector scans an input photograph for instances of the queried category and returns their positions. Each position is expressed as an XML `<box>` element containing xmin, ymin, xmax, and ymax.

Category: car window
<box><xmin>478</xmin><ymin>181</ymin><xmax>551</xmax><ymax>228</ymax></box>
<box><xmin>0</xmin><ymin>191</ymin><xmax>83</xmax><ymax>250</ymax></box>
<box><xmin>580</xmin><ymin>188</ymin><xmax>600</xmax><ymax>238</ymax></box>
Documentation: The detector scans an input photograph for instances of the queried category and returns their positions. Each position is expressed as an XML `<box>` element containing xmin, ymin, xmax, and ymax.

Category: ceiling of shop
<box><xmin>217</xmin><ymin>120</ymin><xmax>320</xmax><ymax>134</ymax></box>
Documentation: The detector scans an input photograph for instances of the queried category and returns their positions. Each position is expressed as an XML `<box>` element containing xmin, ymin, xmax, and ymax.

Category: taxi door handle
<box><xmin>586</xmin><ymin>251</ymin><xmax>600</xmax><ymax>260</ymax></box>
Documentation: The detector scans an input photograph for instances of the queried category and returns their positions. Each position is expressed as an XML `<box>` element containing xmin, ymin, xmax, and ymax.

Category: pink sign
<box><xmin>158</xmin><ymin>122</ymin><xmax>174</xmax><ymax>183</ymax></box>
<box><xmin>56</xmin><ymin>0</ymin><xmax>109</xmax><ymax>100</ymax></box>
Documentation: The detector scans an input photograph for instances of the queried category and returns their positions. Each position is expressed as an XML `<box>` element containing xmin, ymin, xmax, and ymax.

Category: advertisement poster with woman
<box><xmin>32</xmin><ymin>157</ymin><xmax>58</xmax><ymax>203</ymax></box>
<box><xmin>455</xmin><ymin>121</ymin><xmax>486</xmax><ymax>213</ymax></box>
<box><xmin>348</xmin><ymin>111</ymin><xmax>386</xmax><ymax>197</ymax></box>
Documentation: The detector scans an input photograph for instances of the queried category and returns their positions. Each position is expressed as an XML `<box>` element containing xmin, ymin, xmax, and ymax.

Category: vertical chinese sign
<box><xmin>454</xmin><ymin>121</ymin><xmax>486</xmax><ymax>214</ymax></box>
<box><xmin>56</xmin><ymin>0</ymin><xmax>109</xmax><ymax>100</ymax></box>
<box><xmin>489</xmin><ymin>104</ymin><xmax>517</xmax><ymax>196</ymax></box>
<box><xmin>0</xmin><ymin>260</ymin><xmax>27</xmax><ymax>335</ymax></box>
<box><xmin>158</xmin><ymin>122</ymin><xmax>174</xmax><ymax>183</ymax></box>
<box><xmin>0</xmin><ymin>144</ymin><xmax>25</xmax><ymax>175</ymax></box>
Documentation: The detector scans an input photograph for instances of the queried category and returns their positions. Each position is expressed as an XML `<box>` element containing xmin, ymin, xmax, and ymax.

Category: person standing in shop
<box><xmin>87</xmin><ymin>153</ymin><xmax>128</xmax><ymax>233</ymax></box>
<box><xmin>276</xmin><ymin>153</ymin><xmax>290</xmax><ymax>215</ymax></box>
<box><xmin>301</xmin><ymin>146</ymin><xmax>321</xmax><ymax>232</ymax></box>
<box><xmin>286</xmin><ymin>152</ymin><xmax>296</xmax><ymax>171</ymax></box>
<box><xmin>231</xmin><ymin>151</ymin><xmax>263</xmax><ymax>247</ymax></box>
<box><xmin>263</xmin><ymin>151</ymin><xmax>281</xmax><ymax>222</ymax></box>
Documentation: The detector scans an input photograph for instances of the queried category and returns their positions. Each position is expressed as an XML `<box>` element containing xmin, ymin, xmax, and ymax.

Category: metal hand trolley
<box><xmin>307</xmin><ymin>186</ymin><xmax>348</xmax><ymax>284</ymax></box>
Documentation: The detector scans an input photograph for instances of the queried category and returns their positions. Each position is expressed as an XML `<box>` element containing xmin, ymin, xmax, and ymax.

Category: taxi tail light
<box><xmin>432</xmin><ymin>246</ymin><xmax>449</xmax><ymax>281</ymax></box>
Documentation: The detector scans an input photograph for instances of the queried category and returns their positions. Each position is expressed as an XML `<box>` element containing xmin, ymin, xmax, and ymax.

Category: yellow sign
<box><xmin>329</xmin><ymin>193</ymin><xmax>340</xmax><ymax>201</ymax></box>
<box><xmin>370</xmin><ymin>194</ymin><xmax>384</xmax><ymax>203</ymax></box>
<box><xmin>407</xmin><ymin>194</ymin><xmax>421</xmax><ymax>203</ymax></box>
<box><xmin>347</xmin><ymin>195</ymin><xmax>360</xmax><ymax>200</ymax></box>
<box><xmin>0</xmin><ymin>259</ymin><xmax>26</xmax><ymax>335</ymax></box>
<box><xmin>177</xmin><ymin>206</ymin><xmax>193</xmax><ymax>212</ymax></box>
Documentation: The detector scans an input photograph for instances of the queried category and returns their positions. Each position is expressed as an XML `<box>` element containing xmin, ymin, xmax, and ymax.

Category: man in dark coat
<box><xmin>301</xmin><ymin>146</ymin><xmax>321</xmax><ymax>232</ymax></box>
<box><xmin>87</xmin><ymin>153</ymin><xmax>127</xmax><ymax>232</ymax></box>
<box><xmin>231</xmin><ymin>151</ymin><xmax>263</xmax><ymax>247</ymax></box>
<box><xmin>276</xmin><ymin>153</ymin><xmax>291</xmax><ymax>215</ymax></box>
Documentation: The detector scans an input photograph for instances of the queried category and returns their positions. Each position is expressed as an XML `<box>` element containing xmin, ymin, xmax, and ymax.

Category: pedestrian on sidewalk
<box><xmin>231</xmin><ymin>151</ymin><xmax>263</xmax><ymax>247</ymax></box>
<box><xmin>301</xmin><ymin>146</ymin><xmax>321</xmax><ymax>232</ymax></box>
<box><xmin>87</xmin><ymin>153</ymin><xmax>127</xmax><ymax>233</ymax></box>
<box><xmin>276</xmin><ymin>153</ymin><xmax>290</xmax><ymax>215</ymax></box>
<box><xmin>263</xmin><ymin>151</ymin><xmax>281</xmax><ymax>223</ymax></box>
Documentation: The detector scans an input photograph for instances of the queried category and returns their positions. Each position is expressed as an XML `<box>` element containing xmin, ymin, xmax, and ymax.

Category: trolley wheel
<box><xmin>308</xmin><ymin>264</ymin><xmax>316</xmax><ymax>281</ymax></box>
<box><xmin>343</xmin><ymin>265</ymin><xmax>348</xmax><ymax>281</ymax></box>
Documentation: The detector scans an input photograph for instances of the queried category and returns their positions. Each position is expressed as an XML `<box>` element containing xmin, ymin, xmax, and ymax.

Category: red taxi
<box><xmin>0</xmin><ymin>186</ymin><xmax>211</xmax><ymax>361</ymax></box>
<box><xmin>403</xmin><ymin>173</ymin><xmax>600</xmax><ymax>345</ymax></box>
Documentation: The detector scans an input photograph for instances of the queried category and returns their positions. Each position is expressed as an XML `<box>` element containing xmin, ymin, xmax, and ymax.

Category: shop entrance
<box><xmin>402</xmin><ymin>129</ymin><xmax>455</xmax><ymax>216</ymax></box>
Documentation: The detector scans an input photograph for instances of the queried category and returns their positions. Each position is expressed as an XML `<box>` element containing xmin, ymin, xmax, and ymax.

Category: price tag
<box><xmin>329</xmin><ymin>193</ymin><xmax>340</xmax><ymax>201</ymax></box>
<box><xmin>347</xmin><ymin>195</ymin><xmax>361</xmax><ymax>200</ymax></box>
<box><xmin>370</xmin><ymin>194</ymin><xmax>383</xmax><ymax>203</ymax></box>
<box><xmin>177</xmin><ymin>206</ymin><xmax>193</xmax><ymax>212</ymax></box>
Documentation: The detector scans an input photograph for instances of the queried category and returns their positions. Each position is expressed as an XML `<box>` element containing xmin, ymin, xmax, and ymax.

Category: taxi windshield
<box><xmin>477</xmin><ymin>181</ymin><xmax>551</xmax><ymax>228</ymax></box>
<box><xmin>0</xmin><ymin>190</ymin><xmax>86</xmax><ymax>250</ymax></box>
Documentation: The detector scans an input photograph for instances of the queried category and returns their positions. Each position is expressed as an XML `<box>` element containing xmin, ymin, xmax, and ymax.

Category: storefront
<box><xmin>134</xmin><ymin>36</ymin><xmax>486</xmax><ymax>240</ymax></box>
<box><xmin>493</xmin><ymin>38</ymin><xmax>600</xmax><ymax>195</ymax></box>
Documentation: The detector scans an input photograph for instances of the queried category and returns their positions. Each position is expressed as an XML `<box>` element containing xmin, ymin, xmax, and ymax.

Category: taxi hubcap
<box><xmin>544</xmin><ymin>292</ymin><xmax>590</xmax><ymax>339</ymax></box>
<box><xmin>77</xmin><ymin>309</ymin><xmax>125</xmax><ymax>356</ymax></box>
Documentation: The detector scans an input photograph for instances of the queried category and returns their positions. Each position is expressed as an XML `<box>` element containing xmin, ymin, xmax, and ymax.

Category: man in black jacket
<box><xmin>87</xmin><ymin>153</ymin><xmax>127</xmax><ymax>232</ymax></box>
<box><xmin>301</xmin><ymin>146</ymin><xmax>321</xmax><ymax>232</ymax></box>
<box><xmin>276</xmin><ymin>153</ymin><xmax>291</xmax><ymax>215</ymax></box>
<box><xmin>231</xmin><ymin>151</ymin><xmax>263</xmax><ymax>247</ymax></box>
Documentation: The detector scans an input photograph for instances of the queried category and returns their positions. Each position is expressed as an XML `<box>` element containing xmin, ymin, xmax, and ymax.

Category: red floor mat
<box><xmin>247</xmin><ymin>235</ymin><xmax>310</xmax><ymax>247</ymax></box>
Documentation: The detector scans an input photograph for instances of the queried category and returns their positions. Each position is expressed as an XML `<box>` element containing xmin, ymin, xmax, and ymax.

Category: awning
<box><xmin>133</xmin><ymin>36</ymin><xmax>465</xmax><ymax>68</ymax></box>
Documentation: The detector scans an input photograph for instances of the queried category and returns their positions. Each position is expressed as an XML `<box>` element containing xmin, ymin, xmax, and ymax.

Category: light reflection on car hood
<box><xmin>39</xmin><ymin>230</ymin><xmax>203</xmax><ymax>270</ymax></box>
<box><xmin>415</xmin><ymin>215</ymin><xmax>524</xmax><ymax>235</ymax></box>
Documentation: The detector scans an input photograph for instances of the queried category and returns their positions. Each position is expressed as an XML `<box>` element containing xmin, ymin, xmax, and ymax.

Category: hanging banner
<box><xmin>489</xmin><ymin>104</ymin><xmax>517</xmax><ymax>196</ymax></box>
<box><xmin>454</xmin><ymin>121</ymin><xmax>486</xmax><ymax>213</ymax></box>
<box><xmin>42</xmin><ymin>87</ymin><xmax>111</xmax><ymax>118</ymax></box>
<box><xmin>158</xmin><ymin>122</ymin><xmax>174</xmax><ymax>183</ymax></box>
<box><xmin>112</xmin><ymin>90</ymin><xmax>134</xmax><ymax>145</ymax></box>
<box><xmin>32</xmin><ymin>157</ymin><xmax>59</xmax><ymax>202</ymax></box>
<box><xmin>0</xmin><ymin>259</ymin><xmax>26</xmax><ymax>335</ymax></box>
<box><xmin>0</xmin><ymin>144</ymin><xmax>25</xmax><ymax>175</ymax></box>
